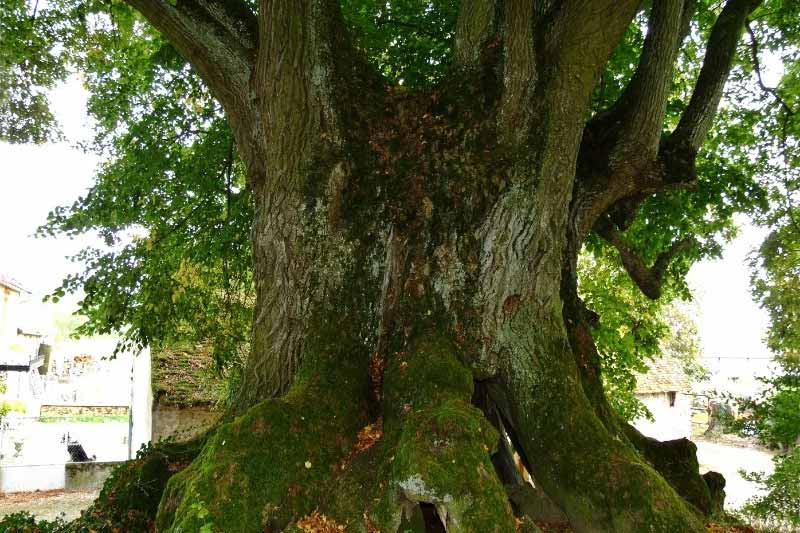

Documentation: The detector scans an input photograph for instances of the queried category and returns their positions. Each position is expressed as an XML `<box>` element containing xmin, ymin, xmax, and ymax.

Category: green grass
<box><xmin>38</xmin><ymin>415</ymin><xmax>129</xmax><ymax>424</ymax></box>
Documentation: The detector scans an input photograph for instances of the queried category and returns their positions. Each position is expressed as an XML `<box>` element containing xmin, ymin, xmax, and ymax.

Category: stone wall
<box><xmin>151</xmin><ymin>404</ymin><xmax>220</xmax><ymax>443</ymax></box>
<box><xmin>65</xmin><ymin>461</ymin><xmax>121</xmax><ymax>490</ymax></box>
<box><xmin>690</xmin><ymin>393</ymin><xmax>711</xmax><ymax>437</ymax></box>
<box><xmin>40</xmin><ymin>405</ymin><xmax>129</xmax><ymax>417</ymax></box>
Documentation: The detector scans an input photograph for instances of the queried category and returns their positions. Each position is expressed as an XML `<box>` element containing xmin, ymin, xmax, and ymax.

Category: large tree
<box><xmin>3</xmin><ymin>0</ymin><xmax>800</xmax><ymax>531</ymax></box>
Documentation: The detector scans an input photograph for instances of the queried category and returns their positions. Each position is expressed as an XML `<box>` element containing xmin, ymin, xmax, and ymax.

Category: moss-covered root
<box><xmin>71</xmin><ymin>437</ymin><xmax>205</xmax><ymax>531</ymax></box>
<box><xmin>504</xmin><ymin>333</ymin><xmax>707</xmax><ymax>533</ymax></box>
<box><xmin>523</xmin><ymin>395</ymin><xmax>705</xmax><ymax>532</ymax></box>
<box><xmin>624</xmin><ymin>424</ymin><xmax>720</xmax><ymax>516</ymax></box>
<box><xmin>369</xmin><ymin>335</ymin><xmax>517</xmax><ymax>532</ymax></box>
<box><xmin>153</xmin><ymin>332</ymin><xmax>514</xmax><ymax>533</ymax></box>
<box><xmin>155</xmin><ymin>347</ymin><xmax>373</xmax><ymax>532</ymax></box>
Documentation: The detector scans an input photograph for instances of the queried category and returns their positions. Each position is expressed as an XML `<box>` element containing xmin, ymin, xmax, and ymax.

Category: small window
<box><xmin>668</xmin><ymin>391</ymin><xmax>677</xmax><ymax>407</ymax></box>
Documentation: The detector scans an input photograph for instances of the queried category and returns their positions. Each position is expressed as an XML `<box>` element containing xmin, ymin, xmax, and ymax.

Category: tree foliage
<box><xmin>734</xmin><ymin>4</ymin><xmax>800</xmax><ymax>523</ymax></box>
<box><xmin>0</xmin><ymin>1</ymin><xmax>780</xmax><ymax>365</ymax></box>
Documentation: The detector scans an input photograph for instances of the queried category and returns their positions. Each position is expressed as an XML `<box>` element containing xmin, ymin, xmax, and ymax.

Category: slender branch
<box><xmin>745</xmin><ymin>22</ymin><xmax>796</xmax><ymax>118</ymax></box>
<box><xmin>670</xmin><ymin>0</ymin><xmax>763</xmax><ymax>150</ymax></box>
<box><xmin>596</xmin><ymin>218</ymin><xmax>696</xmax><ymax>300</ymax></box>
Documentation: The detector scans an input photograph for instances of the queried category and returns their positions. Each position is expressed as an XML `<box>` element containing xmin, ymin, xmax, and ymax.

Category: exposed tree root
<box><xmin>155</xmin><ymin>345</ymin><xmax>374</xmax><ymax>531</ymax></box>
<box><xmin>69</xmin><ymin>437</ymin><xmax>205</xmax><ymax>531</ymax></box>
<box><xmin>624</xmin><ymin>424</ymin><xmax>720</xmax><ymax>516</ymax></box>
<box><xmin>151</xmin><ymin>333</ymin><xmax>515</xmax><ymax>532</ymax></box>
<box><xmin>60</xmin><ymin>317</ymin><xmax>718</xmax><ymax>533</ymax></box>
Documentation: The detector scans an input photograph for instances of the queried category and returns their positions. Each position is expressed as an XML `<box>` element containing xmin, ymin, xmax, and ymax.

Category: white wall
<box><xmin>0</xmin><ymin>464</ymin><xmax>65</xmax><ymax>493</ymax></box>
<box><xmin>634</xmin><ymin>392</ymin><xmax>692</xmax><ymax>441</ymax></box>
<box><xmin>131</xmin><ymin>347</ymin><xmax>152</xmax><ymax>456</ymax></box>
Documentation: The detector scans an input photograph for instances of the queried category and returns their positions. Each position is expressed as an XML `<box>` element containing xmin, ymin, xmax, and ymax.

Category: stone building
<box><xmin>151</xmin><ymin>343</ymin><xmax>223</xmax><ymax>442</ymax></box>
<box><xmin>633</xmin><ymin>355</ymin><xmax>693</xmax><ymax>441</ymax></box>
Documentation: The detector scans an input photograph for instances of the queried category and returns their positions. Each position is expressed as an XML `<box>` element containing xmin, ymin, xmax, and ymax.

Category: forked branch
<box><xmin>596</xmin><ymin>218</ymin><xmax>696</xmax><ymax>300</ymax></box>
<box><xmin>670</xmin><ymin>0</ymin><xmax>763</xmax><ymax>150</ymax></box>
<box><xmin>745</xmin><ymin>22</ymin><xmax>797</xmax><ymax>119</ymax></box>
<box><xmin>572</xmin><ymin>0</ymin><xmax>760</xmax><ymax>241</ymax></box>
<box><xmin>596</xmin><ymin>0</ymin><xmax>693</xmax><ymax>162</ymax></box>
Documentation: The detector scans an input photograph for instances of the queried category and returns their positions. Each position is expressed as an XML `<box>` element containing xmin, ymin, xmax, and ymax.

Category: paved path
<box><xmin>695</xmin><ymin>438</ymin><xmax>775</xmax><ymax>510</ymax></box>
<box><xmin>0</xmin><ymin>489</ymin><xmax>98</xmax><ymax>522</ymax></box>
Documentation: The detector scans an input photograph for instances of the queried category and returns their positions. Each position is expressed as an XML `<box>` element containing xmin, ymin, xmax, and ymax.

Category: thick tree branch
<box><xmin>191</xmin><ymin>0</ymin><xmax>257</xmax><ymax>49</ymax></box>
<box><xmin>497</xmin><ymin>1</ymin><xmax>537</xmax><ymax>145</ymax></box>
<box><xmin>570</xmin><ymin>0</ymin><xmax>759</xmax><ymax>243</ymax></box>
<box><xmin>670</xmin><ymin>0</ymin><xmax>763</xmax><ymax>150</ymax></box>
<box><xmin>498</xmin><ymin>0</ymin><xmax>639</xmax><ymax>152</ymax></box>
<box><xmin>453</xmin><ymin>0</ymin><xmax>498</xmax><ymax>69</ymax></box>
<box><xmin>125</xmin><ymin>0</ymin><xmax>264</xmax><ymax>181</ymax></box>
<box><xmin>567</xmin><ymin>1</ymin><xmax>689</xmax><ymax>240</ymax></box>
<box><xmin>596</xmin><ymin>218</ymin><xmax>695</xmax><ymax>300</ymax></box>
<box><xmin>601</xmin><ymin>0</ymin><xmax>692</xmax><ymax>162</ymax></box>
<box><xmin>543</xmin><ymin>0</ymin><xmax>641</xmax><ymax>84</ymax></box>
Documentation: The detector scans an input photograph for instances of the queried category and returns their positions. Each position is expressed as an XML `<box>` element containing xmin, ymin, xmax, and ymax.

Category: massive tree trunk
<box><xmin>113</xmin><ymin>0</ymin><xmax>760</xmax><ymax>531</ymax></box>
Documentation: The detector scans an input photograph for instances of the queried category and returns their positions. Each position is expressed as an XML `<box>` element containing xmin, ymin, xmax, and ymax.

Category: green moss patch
<box><xmin>155</xmin><ymin>346</ymin><xmax>373</xmax><ymax>532</ymax></box>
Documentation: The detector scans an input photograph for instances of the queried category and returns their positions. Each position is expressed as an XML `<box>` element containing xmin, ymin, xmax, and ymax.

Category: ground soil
<box><xmin>0</xmin><ymin>489</ymin><xmax>99</xmax><ymax>522</ymax></box>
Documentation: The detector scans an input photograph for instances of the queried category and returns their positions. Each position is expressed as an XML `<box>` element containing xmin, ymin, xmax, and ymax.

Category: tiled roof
<box><xmin>151</xmin><ymin>343</ymin><xmax>225</xmax><ymax>407</ymax></box>
<box><xmin>635</xmin><ymin>355</ymin><xmax>691</xmax><ymax>394</ymax></box>
<box><xmin>0</xmin><ymin>273</ymin><xmax>29</xmax><ymax>294</ymax></box>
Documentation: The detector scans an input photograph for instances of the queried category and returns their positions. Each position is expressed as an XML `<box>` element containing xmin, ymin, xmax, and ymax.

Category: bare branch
<box><xmin>670</xmin><ymin>0</ymin><xmax>763</xmax><ymax>150</ymax></box>
<box><xmin>596</xmin><ymin>218</ymin><xmax>695</xmax><ymax>300</ymax></box>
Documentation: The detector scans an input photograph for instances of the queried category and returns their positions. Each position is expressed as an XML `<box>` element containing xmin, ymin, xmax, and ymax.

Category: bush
<box><xmin>740</xmin><ymin>447</ymin><xmax>800</xmax><ymax>529</ymax></box>
<box><xmin>0</xmin><ymin>511</ymin><xmax>67</xmax><ymax>532</ymax></box>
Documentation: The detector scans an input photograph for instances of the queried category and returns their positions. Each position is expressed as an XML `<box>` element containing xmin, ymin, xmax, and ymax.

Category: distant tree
<box><xmin>737</xmin><ymin>207</ymin><xmax>800</xmax><ymax>529</ymax></box>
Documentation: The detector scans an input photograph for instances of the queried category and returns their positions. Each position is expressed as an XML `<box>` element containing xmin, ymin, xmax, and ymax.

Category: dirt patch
<box><xmin>0</xmin><ymin>489</ymin><xmax>98</xmax><ymax>522</ymax></box>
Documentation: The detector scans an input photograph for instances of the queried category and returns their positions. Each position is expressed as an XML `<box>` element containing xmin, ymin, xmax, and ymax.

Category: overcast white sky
<box><xmin>0</xmin><ymin>79</ymin><xmax>775</xmax><ymax>360</ymax></box>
